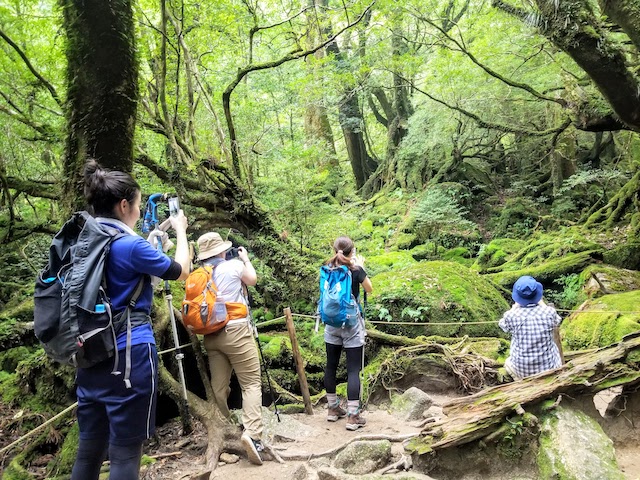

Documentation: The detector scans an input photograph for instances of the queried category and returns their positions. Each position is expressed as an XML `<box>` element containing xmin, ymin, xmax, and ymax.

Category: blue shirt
<box><xmin>101</xmin><ymin>223</ymin><xmax>174</xmax><ymax>349</ymax></box>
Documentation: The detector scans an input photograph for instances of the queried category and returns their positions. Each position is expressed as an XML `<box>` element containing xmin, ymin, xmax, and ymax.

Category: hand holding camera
<box><xmin>237</xmin><ymin>246</ymin><xmax>250</xmax><ymax>263</ymax></box>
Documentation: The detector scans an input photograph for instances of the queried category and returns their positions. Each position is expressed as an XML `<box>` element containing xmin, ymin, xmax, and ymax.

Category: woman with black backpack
<box><xmin>322</xmin><ymin>236</ymin><xmax>372</xmax><ymax>430</ymax></box>
<box><xmin>71</xmin><ymin>160</ymin><xmax>190</xmax><ymax>480</ymax></box>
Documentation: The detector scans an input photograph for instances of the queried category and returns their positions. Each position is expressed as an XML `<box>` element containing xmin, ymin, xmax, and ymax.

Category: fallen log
<box><xmin>407</xmin><ymin>332</ymin><xmax>640</xmax><ymax>454</ymax></box>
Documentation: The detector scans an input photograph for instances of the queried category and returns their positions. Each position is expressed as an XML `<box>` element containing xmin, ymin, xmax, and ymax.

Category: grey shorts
<box><xmin>324</xmin><ymin>316</ymin><xmax>365</xmax><ymax>348</ymax></box>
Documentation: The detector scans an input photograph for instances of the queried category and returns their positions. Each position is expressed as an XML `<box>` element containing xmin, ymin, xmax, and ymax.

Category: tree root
<box><xmin>277</xmin><ymin>433</ymin><xmax>418</xmax><ymax>461</ymax></box>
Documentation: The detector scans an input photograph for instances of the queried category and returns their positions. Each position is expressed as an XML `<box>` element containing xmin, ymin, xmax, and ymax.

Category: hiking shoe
<box><xmin>346</xmin><ymin>412</ymin><xmax>366</xmax><ymax>431</ymax></box>
<box><xmin>241</xmin><ymin>432</ymin><xmax>264</xmax><ymax>465</ymax></box>
<box><xmin>327</xmin><ymin>402</ymin><xmax>347</xmax><ymax>422</ymax></box>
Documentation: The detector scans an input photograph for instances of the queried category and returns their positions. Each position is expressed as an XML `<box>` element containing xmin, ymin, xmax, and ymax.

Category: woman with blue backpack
<box><xmin>320</xmin><ymin>236</ymin><xmax>372</xmax><ymax>430</ymax></box>
<box><xmin>71</xmin><ymin>160</ymin><xmax>190</xmax><ymax>480</ymax></box>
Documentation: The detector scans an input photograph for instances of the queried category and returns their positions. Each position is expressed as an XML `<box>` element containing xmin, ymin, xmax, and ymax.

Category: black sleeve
<box><xmin>355</xmin><ymin>266</ymin><xmax>368</xmax><ymax>284</ymax></box>
<box><xmin>160</xmin><ymin>260</ymin><xmax>183</xmax><ymax>280</ymax></box>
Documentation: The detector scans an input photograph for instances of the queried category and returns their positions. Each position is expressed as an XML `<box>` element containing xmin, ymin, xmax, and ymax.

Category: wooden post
<box><xmin>284</xmin><ymin>307</ymin><xmax>314</xmax><ymax>414</ymax></box>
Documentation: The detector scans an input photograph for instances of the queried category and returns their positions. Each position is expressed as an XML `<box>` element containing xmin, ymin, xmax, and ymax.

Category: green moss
<box><xmin>603</xmin><ymin>243</ymin><xmax>640</xmax><ymax>270</ymax></box>
<box><xmin>277</xmin><ymin>403</ymin><xmax>306</xmax><ymax>414</ymax></box>
<box><xmin>487</xmin><ymin>251</ymin><xmax>597</xmax><ymax>287</ymax></box>
<box><xmin>561</xmin><ymin>291</ymin><xmax>640</xmax><ymax>349</ymax></box>
<box><xmin>369</xmin><ymin>261</ymin><xmax>509</xmax><ymax>337</ymax></box>
<box><xmin>0</xmin><ymin>346</ymin><xmax>35</xmax><ymax>372</ymax></box>
<box><xmin>46</xmin><ymin>423</ymin><xmax>79</xmax><ymax>477</ymax></box>
<box><xmin>141</xmin><ymin>455</ymin><xmax>156</xmax><ymax>467</ymax></box>
<box><xmin>365</xmin><ymin>251</ymin><xmax>417</xmax><ymax>277</ymax></box>
<box><xmin>580</xmin><ymin>264</ymin><xmax>640</xmax><ymax>296</ymax></box>
<box><xmin>476</xmin><ymin>238</ymin><xmax>526</xmax><ymax>271</ymax></box>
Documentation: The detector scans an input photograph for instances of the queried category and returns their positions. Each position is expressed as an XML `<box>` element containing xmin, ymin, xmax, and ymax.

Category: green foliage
<box><xmin>410</xmin><ymin>187</ymin><xmax>477</xmax><ymax>253</ymax></box>
<box><xmin>546</xmin><ymin>274</ymin><xmax>586</xmax><ymax>310</ymax></box>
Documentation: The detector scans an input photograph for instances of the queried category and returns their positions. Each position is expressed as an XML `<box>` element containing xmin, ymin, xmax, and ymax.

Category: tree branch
<box><xmin>404</xmin><ymin>76</ymin><xmax>572</xmax><ymax>136</ymax></box>
<box><xmin>0</xmin><ymin>28</ymin><xmax>62</xmax><ymax>107</ymax></box>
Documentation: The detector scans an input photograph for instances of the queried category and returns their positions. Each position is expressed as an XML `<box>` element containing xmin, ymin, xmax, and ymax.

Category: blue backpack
<box><xmin>319</xmin><ymin>265</ymin><xmax>360</xmax><ymax>328</ymax></box>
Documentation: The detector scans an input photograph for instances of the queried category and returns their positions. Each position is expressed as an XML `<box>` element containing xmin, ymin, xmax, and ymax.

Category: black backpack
<box><xmin>34</xmin><ymin>212</ymin><xmax>144</xmax><ymax>376</ymax></box>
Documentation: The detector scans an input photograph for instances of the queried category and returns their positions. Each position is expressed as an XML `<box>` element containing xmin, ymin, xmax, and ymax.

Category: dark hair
<box><xmin>325</xmin><ymin>236</ymin><xmax>355</xmax><ymax>270</ymax></box>
<box><xmin>84</xmin><ymin>159</ymin><xmax>140</xmax><ymax>217</ymax></box>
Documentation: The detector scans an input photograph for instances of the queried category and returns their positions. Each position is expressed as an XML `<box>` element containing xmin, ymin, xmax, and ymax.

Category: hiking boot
<box><xmin>327</xmin><ymin>402</ymin><xmax>347</xmax><ymax>422</ymax></box>
<box><xmin>346</xmin><ymin>411</ymin><xmax>367</xmax><ymax>431</ymax></box>
<box><xmin>241</xmin><ymin>432</ymin><xmax>264</xmax><ymax>465</ymax></box>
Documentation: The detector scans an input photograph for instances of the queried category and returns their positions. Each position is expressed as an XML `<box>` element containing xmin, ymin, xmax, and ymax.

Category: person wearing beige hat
<box><xmin>196</xmin><ymin>232</ymin><xmax>264</xmax><ymax>465</ymax></box>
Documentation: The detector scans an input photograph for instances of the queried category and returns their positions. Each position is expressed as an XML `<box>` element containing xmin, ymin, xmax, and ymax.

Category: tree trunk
<box><xmin>60</xmin><ymin>0</ymin><xmax>138</xmax><ymax>210</ymax></box>
<box><xmin>323</xmin><ymin>9</ymin><xmax>377</xmax><ymax>190</ymax></box>
<box><xmin>408</xmin><ymin>332</ymin><xmax>640</xmax><ymax>454</ymax></box>
<box><xmin>304</xmin><ymin>0</ymin><xmax>338</xmax><ymax>166</ymax></box>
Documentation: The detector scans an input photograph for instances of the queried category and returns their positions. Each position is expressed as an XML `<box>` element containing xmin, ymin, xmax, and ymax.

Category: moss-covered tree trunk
<box><xmin>60</xmin><ymin>0</ymin><xmax>138</xmax><ymax>210</ymax></box>
<box><xmin>407</xmin><ymin>332</ymin><xmax>640</xmax><ymax>454</ymax></box>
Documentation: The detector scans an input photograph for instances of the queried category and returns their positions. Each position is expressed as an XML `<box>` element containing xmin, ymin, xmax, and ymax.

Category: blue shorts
<box><xmin>76</xmin><ymin>343</ymin><xmax>158</xmax><ymax>446</ymax></box>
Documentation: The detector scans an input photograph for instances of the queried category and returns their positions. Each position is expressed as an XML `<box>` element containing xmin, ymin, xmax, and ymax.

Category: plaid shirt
<box><xmin>499</xmin><ymin>303</ymin><xmax>562</xmax><ymax>378</ymax></box>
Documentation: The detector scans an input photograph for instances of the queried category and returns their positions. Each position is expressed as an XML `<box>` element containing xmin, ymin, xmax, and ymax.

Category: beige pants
<box><xmin>203</xmin><ymin>322</ymin><xmax>263</xmax><ymax>439</ymax></box>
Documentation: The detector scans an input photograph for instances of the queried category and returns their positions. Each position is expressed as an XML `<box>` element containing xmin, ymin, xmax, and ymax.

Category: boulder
<box><xmin>333</xmin><ymin>440</ymin><xmax>392</xmax><ymax>475</ymax></box>
<box><xmin>538</xmin><ymin>406</ymin><xmax>624</xmax><ymax>480</ymax></box>
<box><xmin>390</xmin><ymin>387</ymin><xmax>433</xmax><ymax>421</ymax></box>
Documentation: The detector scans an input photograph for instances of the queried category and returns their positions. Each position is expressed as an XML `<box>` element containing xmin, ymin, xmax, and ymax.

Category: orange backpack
<box><xmin>181</xmin><ymin>264</ymin><xmax>248</xmax><ymax>335</ymax></box>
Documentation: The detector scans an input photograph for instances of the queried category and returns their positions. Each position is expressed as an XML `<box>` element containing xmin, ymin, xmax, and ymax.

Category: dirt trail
<box><xmin>142</xmin><ymin>404</ymin><xmax>424</xmax><ymax>480</ymax></box>
<box><xmin>141</xmin><ymin>393</ymin><xmax>640</xmax><ymax>480</ymax></box>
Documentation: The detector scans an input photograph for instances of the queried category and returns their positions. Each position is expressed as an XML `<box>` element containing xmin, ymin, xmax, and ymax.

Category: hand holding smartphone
<box><xmin>168</xmin><ymin>197</ymin><xmax>180</xmax><ymax>217</ymax></box>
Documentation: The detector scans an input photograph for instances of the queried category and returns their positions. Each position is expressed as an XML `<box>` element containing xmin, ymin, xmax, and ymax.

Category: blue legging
<box><xmin>71</xmin><ymin>437</ymin><xmax>143</xmax><ymax>480</ymax></box>
<box><xmin>324</xmin><ymin>343</ymin><xmax>363</xmax><ymax>401</ymax></box>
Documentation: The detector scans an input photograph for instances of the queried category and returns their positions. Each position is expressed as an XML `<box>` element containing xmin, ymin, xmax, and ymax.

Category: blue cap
<box><xmin>95</xmin><ymin>304</ymin><xmax>106</xmax><ymax>314</ymax></box>
<box><xmin>512</xmin><ymin>276</ymin><xmax>543</xmax><ymax>306</ymax></box>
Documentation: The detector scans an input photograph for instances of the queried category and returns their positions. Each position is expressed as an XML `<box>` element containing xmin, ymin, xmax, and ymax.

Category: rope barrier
<box><xmin>0</xmin><ymin>402</ymin><xmax>78</xmax><ymax>455</ymax></box>
<box><xmin>7</xmin><ymin>305</ymin><xmax>637</xmax><ymax>456</ymax></box>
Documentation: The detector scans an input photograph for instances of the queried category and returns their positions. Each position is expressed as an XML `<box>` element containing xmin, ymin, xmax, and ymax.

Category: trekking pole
<box><xmin>360</xmin><ymin>292</ymin><xmax>367</xmax><ymax>406</ymax></box>
<box><xmin>143</xmin><ymin>194</ymin><xmax>191</xmax><ymax>433</ymax></box>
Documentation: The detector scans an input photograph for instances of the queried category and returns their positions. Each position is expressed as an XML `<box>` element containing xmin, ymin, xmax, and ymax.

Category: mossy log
<box><xmin>407</xmin><ymin>332</ymin><xmax>640</xmax><ymax>454</ymax></box>
<box><xmin>486</xmin><ymin>250</ymin><xmax>599</xmax><ymax>287</ymax></box>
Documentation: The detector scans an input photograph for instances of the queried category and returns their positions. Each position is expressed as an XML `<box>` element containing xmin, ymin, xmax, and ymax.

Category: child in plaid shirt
<box><xmin>499</xmin><ymin>276</ymin><xmax>563</xmax><ymax>379</ymax></box>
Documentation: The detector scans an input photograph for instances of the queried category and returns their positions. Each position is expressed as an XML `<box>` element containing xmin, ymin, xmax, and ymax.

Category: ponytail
<box><xmin>325</xmin><ymin>236</ymin><xmax>355</xmax><ymax>270</ymax></box>
<box><xmin>84</xmin><ymin>159</ymin><xmax>140</xmax><ymax>217</ymax></box>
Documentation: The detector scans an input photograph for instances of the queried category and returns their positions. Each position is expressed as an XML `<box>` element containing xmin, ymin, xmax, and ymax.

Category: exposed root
<box><xmin>277</xmin><ymin>433</ymin><xmax>418</xmax><ymax>461</ymax></box>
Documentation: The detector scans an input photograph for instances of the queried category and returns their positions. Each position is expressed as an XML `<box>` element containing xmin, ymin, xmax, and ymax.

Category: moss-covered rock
<box><xmin>580</xmin><ymin>265</ymin><xmax>640</xmax><ymax>297</ymax></box>
<box><xmin>486</xmin><ymin>251</ymin><xmax>598</xmax><ymax>288</ymax></box>
<box><xmin>365</xmin><ymin>251</ymin><xmax>417</xmax><ymax>277</ymax></box>
<box><xmin>603</xmin><ymin>242</ymin><xmax>640</xmax><ymax>270</ymax></box>
<box><xmin>475</xmin><ymin>238</ymin><xmax>527</xmax><ymax>271</ymax></box>
<box><xmin>560</xmin><ymin>291</ymin><xmax>640</xmax><ymax>349</ymax></box>
<box><xmin>369</xmin><ymin>261</ymin><xmax>509</xmax><ymax>337</ymax></box>
<box><xmin>537</xmin><ymin>406</ymin><xmax>624</xmax><ymax>479</ymax></box>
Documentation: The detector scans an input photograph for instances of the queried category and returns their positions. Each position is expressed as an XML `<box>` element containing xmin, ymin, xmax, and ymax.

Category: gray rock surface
<box><xmin>333</xmin><ymin>440</ymin><xmax>391</xmax><ymax>475</ymax></box>
<box><xmin>390</xmin><ymin>387</ymin><xmax>433</xmax><ymax>421</ymax></box>
<box><xmin>538</xmin><ymin>405</ymin><xmax>625</xmax><ymax>480</ymax></box>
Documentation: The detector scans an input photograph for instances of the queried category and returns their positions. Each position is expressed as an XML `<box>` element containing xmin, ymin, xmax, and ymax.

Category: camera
<box><xmin>167</xmin><ymin>197</ymin><xmax>180</xmax><ymax>217</ymax></box>
<box><xmin>226</xmin><ymin>247</ymin><xmax>239</xmax><ymax>260</ymax></box>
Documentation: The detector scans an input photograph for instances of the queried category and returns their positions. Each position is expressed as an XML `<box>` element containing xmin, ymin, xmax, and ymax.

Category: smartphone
<box><xmin>168</xmin><ymin>197</ymin><xmax>180</xmax><ymax>217</ymax></box>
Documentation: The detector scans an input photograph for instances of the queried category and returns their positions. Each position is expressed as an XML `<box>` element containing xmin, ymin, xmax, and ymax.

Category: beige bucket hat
<box><xmin>197</xmin><ymin>232</ymin><xmax>232</xmax><ymax>260</ymax></box>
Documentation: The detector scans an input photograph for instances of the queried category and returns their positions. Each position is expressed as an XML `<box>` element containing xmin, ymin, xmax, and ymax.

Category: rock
<box><xmin>317</xmin><ymin>465</ymin><xmax>437</xmax><ymax>480</ymax></box>
<box><xmin>261</xmin><ymin>406</ymin><xmax>318</xmax><ymax>441</ymax></box>
<box><xmin>538</xmin><ymin>405</ymin><xmax>625</xmax><ymax>480</ymax></box>
<box><xmin>333</xmin><ymin>440</ymin><xmax>392</xmax><ymax>475</ymax></box>
<box><xmin>218</xmin><ymin>452</ymin><xmax>239</xmax><ymax>464</ymax></box>
<box><xmin>291</xmin><ymin>463</ymin><xmax>320</xmax><ymax>480</ymax></box>
<box><xmin>390</xmin><ymin>387</ymin><xmax>433</xmax><ymax>421</ymax></box>
<box><xmin>423</xmin><ymin>405</ymin><xmax>443</xmax><ymax>419</ymax></box>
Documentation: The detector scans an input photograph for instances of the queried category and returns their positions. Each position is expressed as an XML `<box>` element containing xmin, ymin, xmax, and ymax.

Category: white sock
<box><xmin>347</xmin><ymin>400</ymin><xmax>359</xmax><ymax>415</ymax></box>
<box><xmin>327</xmin><ymin>393</ymin><xmax>338</xmax><ymax>406</ymax></box>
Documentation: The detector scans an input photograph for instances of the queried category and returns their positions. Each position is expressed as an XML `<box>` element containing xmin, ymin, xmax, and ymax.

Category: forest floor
<box><xmin>2</xmin><ymin>392</ymin><xmax>638</xmax><ymax>479</ymax></box>
<box><xmin>140</xmin><ymin>391</ymin><xmax>640</xmax><ymax>480</ymax></box>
